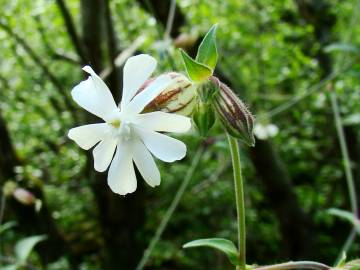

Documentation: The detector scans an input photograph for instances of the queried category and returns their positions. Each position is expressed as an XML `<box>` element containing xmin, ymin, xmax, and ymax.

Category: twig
<box><xmin>100</xmin><ymin>35</ymin><xmax>146</xmax><ymax>80</ymax></box>
<box><xmin>135</xmin><ymin>145</ymin><xmax>204</xmax><ymax>270</ymax></box>
<box><xmin>329</xmin><ymin>91</ymin><xmax>358</xmax><ymax>217</ymax></box>
<box><xmin>191</xmin><ymin>159</ymin><xmax>230</xmax><ymax>194</ymax></box>
<box><xmin>164</xmin><ymin>0</ymin><xmax>176</xmax><ymax>40</ymax></box>
<box><xmin>0</xmin><ymin>191</ymin><xmax>6</xmax><ymax>266</ymax></box>
<box><xmin>257</xmin><ymin>67</ymin><xmax>348</xmax><ymax>121</ymax></box>
<box><xmin>335</xmin><ymin>228</ymin><xmax>356</xmax><ymax>264</ymax></box>
<box><xmin>0</xmin><ymin>21</ymin><xmax>77</xmax><ymax>119</ymax></box>
<box><xmin>329</xmin><ymin>90</ymin><xmax>358</xmax><ymax>260</ymax></box>
<box><xmin>55</xmin><ymin>0</ymin><xmax>87</xmax><ymax>63</ymax></box>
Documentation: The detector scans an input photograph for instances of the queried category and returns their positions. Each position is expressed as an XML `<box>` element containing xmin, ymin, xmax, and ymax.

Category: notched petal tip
<box><xmin>108</xmin><ymin>182</ymin><xmax>138</xmax><ymax>196</ymax></box>
<box><xmin>67</xmin><ymin>128</ymin><xmax>90</xmax><ymax>150</ymax></box>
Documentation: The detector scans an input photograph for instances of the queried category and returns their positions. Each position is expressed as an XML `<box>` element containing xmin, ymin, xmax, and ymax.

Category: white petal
<box><xmin>132</xmin><ymin>139</ymin><xmax>160</xmax><ymax>187</ymax></box>
<box><xmin>93</xmin><ymin>138</ymin><xmax>117</xmax><ymax>172</ymax></box>
<box><xmin>121</xmin><ymin>54</ymin><xmax>157</xmax><ymax>107</ymax></box>
<box><xmin>125</xmin><ymin>74</ymin><xmax>172</xmax><ymax>114</ymax></box>
<box><xmin>107</xmin><ymin>142</ymin><xmax>137</xmax><ymax>195</ymax></box>
<box><xmin>135</xmin><ymin>127</ymin><xmax>187</xmax><ymax>162</ymax></box>
<box><xmin>134</xmin><ymin>112</ymin><xmax>191</xmax><ymax>133</ymax></box>
<box><xmin>68</xmin><ymin>123</ymin><xmax>109</xmax><ymax>150</ymax></box>
<box><xmin>71</xmin><ymin>66</ymin><xmax>118</xmax><ymax>120</ymax></box>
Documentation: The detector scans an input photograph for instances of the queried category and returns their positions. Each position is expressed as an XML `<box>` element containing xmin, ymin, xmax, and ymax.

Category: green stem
<box><xmin>329</xmin><ymin>92</ymin><xmax>358</xmax><ymax>217</ymax></box>
<box><xmin>227</xmin><ymin>134</ymin><xmax>246</xmax><ymax>270</ymax></box>
<box><xmin>329</xmin><ymin>91</ymin><xmax>359</xmax><ymax>262</ymax></box>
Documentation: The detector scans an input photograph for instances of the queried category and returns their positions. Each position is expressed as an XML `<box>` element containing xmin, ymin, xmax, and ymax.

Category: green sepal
<box><xmin>183</xmin><ymin>238</ymin><xmax>239</xmax><ymax>266</ymax></box>
<box><xmin>192</xmin><ymin>100</ymin><xmax>216</xmax><ymax>137</ymax></box>
<box><xmin>180</xmin><ymin>49</ymin><xmax>212</xmax><ymax>82</ymax></box>
<box><xmin>196</xmin><ymin>24</ymin><xmax>218</xmax><ymax>70</ymax></box>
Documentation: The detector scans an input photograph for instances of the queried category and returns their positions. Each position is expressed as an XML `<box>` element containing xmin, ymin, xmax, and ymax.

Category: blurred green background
<box><xmin>0</xmin><ymin>0</ymin><xmax>360</xmax><ymax>269</ymax></box>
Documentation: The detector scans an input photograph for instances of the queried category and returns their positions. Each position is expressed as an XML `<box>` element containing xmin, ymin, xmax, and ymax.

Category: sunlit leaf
<box><xmin>2</xmin><ymin>264</ymin><xmax>18</xmax><ymax>270</ymax></box>
<box><xmin>180</xmin><ymin>49</ymin><xmax>212</xmax><ymax>82</ymax></box>
<box><xmin>183</xmin><ymin>238</ymin><xmax>239</xmax><ymax>266</ymax></box>
<box><xmin>324</xmin><ymin>43</ymin><xmax>359</xmax><ymax>53</ymax></box>
<box><xmin>0</xmin><ymin>221</ymin><xmax>17</xmax><ymax>235</ymax></box>
<box><xmin>196</xmin><ymin>24</ymin><xmax>218</xmax><ymax>70</ymax></box>
<box><xmin>15</xmin><ymin>235</ymin><xmax>47</xmax><ymax>262</ymax></box>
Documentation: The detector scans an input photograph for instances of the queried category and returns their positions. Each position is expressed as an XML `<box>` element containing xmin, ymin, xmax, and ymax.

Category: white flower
<box><xmin>68</xmin><ymin>54</ymin><xmax>191</xmax><ymax>195</ymax></box>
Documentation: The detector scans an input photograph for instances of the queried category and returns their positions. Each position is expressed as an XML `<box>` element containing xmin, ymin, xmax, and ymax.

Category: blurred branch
<box><xmin>99</xmin><ymin>35</ymin><xmax>146</xmax><ymax>80</ymax></box>
<box><xmin>137</xmin><ymin>0</ymin><xmax>185</xmax><ymax>38</ymax></box>
<box><xmin>330</xmin><ymin>90</ymin><xmax>359</xmax><ymax>262</ymax></box>
<box><xmin>0</xmin><ymin>21</ymin><xmax>77</xmax><ymax>120</ymax></box>
<box><xmin>330</xmin><ymin>90</ymin><xmax>358</xmax><ymax>216</ymax></box>
<box><xmin>191</xmin><ymin>157</ymin><xmax>230</xmax><ymax>194</ymax></box>
<box><xmin>8</xmin><ymin>40</ymin><xmax>65</xmax><ymax>118</ymax></box>
<box><xmin>34</xmin><ymin>15</ymin><xmax>80</xmax><ymax>65</ymax></box>
<box><xmin>136</xmin><ymin>145</ymin><xmax>204</xmax><ymax>270</ymax></box>
<box><xmin>55</xmin><ymin>0</ymin><xmax>87</xmax><ymax>63</ymax></box>
<box><xmin>257</xmin><ymin>66</ymin><xmax>349</xmax><ymax>121</ymax></box>
<box><xmin>164</xmin><ymin>0</ymin><xmax>176</xmax><ymax>40</ymax></box>
<box><xmin>104</xmin><ymin>0</ymin><xmax>122</xmax><ymax>102</ymax></box>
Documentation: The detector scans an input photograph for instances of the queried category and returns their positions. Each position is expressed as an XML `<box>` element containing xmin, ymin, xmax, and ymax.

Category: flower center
<box><xmin>109</xmin><ymin>119</ymin><xmax>121</xmax><ymax>129</ymax></box>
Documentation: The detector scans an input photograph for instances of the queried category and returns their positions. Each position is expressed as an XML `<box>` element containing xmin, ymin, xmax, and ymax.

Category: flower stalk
<box><xmin>227</xmin><ymin>133</ymin><xmax>246</xmax><ymax>270</ymax></box>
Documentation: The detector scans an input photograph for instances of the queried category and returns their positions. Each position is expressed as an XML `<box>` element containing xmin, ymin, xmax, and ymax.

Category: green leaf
<box><xmin>15</xmin><ymin>235</ymin><xmax>47</xmax><ymax>262</ymax></box>
<box><xmin>328</xmin><ymin>208</ymin><xmax>360</xmax><ymax>235</ymax></box>
<box><xmin>196</xmin><ymin>24</ymin><xmax>218</xmax><ymax>70</ymax></box>
<box><xmin>324</xmin><ymin>43</ymin><xmax>359</xmax><ymax>54</ymax></box>
<box><xmin>180</xmin><ymin>49</ymin><xmax>212</xmax><ymax>82</ymax></box>
<box><xmin>0</xmin><ymin>221</ymin><xmax>17</xmax><ymax>235</ymax></box>
<box><xmin>2</xmin><ymin>264</ymin><xmax>19</xmax><ymax>270</ymax></box>
<box><xmin>336</xmin><ymin>252</ymin><xmax>347</xmax><ymax>267</ymax></box>
<box><xmin>183</xmin><ymin>238</ymin><xmax>239</xmax><ymax>266</ymax></box>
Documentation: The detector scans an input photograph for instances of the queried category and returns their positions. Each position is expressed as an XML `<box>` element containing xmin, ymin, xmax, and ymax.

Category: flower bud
<box><xmin>13</xmin><ymin>188</ymin><xmax>36</xmax><ymax>205</ymax></box>
<box><xmin>141</xmin><ymin>72</ymin><xmax>197</xmax><ymax>116</ymax></box>
<box><xmin>211</xmin><ymin>76</ymin><xmax>255</xmax><ymax>146</ymax></box>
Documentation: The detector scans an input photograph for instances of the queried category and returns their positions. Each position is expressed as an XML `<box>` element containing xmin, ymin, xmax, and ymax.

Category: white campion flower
<box><xmin>68</xmin><ymin>54</ymin><xmax>191</xmax><ymax>195</ymax></box>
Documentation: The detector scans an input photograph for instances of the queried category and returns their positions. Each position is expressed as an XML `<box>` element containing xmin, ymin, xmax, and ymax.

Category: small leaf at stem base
<box><xmin>183</xmin><ymin>238</ymin><xmax>239</xmax><ymax>266</ymax></box>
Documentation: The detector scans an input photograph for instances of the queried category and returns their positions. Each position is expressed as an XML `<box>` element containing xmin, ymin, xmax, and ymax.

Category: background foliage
<box><xmin>0</xmin><ymin>0</ymin><xmax>360</xmax><ymax>269</ymax></box>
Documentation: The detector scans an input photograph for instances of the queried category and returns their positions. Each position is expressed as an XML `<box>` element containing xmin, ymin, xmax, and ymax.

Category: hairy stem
<box><xmin>227</xmin><ymin>134</ymin><xmax>246</xmax><ymax>270</ymax></box>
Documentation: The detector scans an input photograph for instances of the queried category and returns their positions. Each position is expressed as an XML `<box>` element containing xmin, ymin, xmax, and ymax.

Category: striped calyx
<box><xmin>140</xmin><ymin>72</ymin><xmax>197</xmax><ymax>116</ymax></box>
<box><xmin>211</xmin><ymin>76</ymin><xmax>255</xmax><ymax>146</ymax></box>
<box><xmin>192</xmin><ymin>99</ymin><xmax>216</xmax><ymax>137</ymax></box>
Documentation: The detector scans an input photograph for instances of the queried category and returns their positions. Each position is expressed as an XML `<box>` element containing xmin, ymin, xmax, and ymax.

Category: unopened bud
<box><xmin>141</xmin><ymin>72</ymin><xmax>197</xmax><ymax>116</ymax></box>
<box><xmin>13</xmin><ymin>188</ymin><xmax>36</xmax><ymax>205</ymax></box>
<box><xmin>211</xmin><ymin>76</ymin><xmax>255</xmax><ymax>146</ymax></box>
